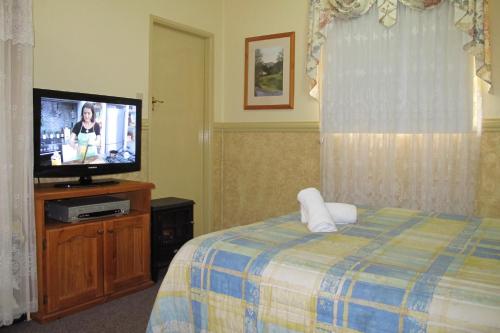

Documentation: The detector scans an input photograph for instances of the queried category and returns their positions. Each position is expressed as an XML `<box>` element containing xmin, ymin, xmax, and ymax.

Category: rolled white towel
<box><xmin>300</xmin><ymin>204</ymin><xmax>308</xmax><ymax>223</ymax></box>
<box><xmin>297</xmin><ymin>188</ymin><xmax>337</xmax><ymax>232</ymax></box>
<box><xmin>300</xmin><ymin>202</ymin><xmax>357</xmax><ymax>225</ymax></box>
<box><xmin>325</xmin><ymin>202</ymin><xmax>357</xmax><ymax>224</ymax></box>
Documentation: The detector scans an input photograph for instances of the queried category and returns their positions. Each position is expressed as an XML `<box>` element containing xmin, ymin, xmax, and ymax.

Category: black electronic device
<box><xmin>150</xmin><ymin>197</ymin><xmax>194</xmax><ymax>282</ymax></box>
<box><xmin>33</xmin><ymin>88</ymin><xmax>142</xmax><ymax>187</ymax></box>
<box><xmin>45</xmin><ymin>195</ymin><xmax>130</xmax><ymax>223</ymax></box>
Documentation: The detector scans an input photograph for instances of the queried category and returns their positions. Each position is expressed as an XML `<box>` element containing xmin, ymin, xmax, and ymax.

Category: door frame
<box><xmin>148</xmin><ymin>16</ymin><xmax>214</xmax><ymax>235</ymax></box>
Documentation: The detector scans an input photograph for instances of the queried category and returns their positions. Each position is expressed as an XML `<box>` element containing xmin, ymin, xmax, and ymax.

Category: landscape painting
<box><xmin>254</xmin><ymin>46</ymin><xmax>284</xmax><ymax>97</ymax></box>
<box><xmin>244</xmin><ymin>32</ymin><xmax>295</xmax><ymax>110</ymax></box>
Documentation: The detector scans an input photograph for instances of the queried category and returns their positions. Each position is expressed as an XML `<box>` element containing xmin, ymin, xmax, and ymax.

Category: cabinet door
<box><xmin>104</xmin><ymin>214</ymin><xmax>150</xmax><ymax>294</ymax></box>
<box><xmin>46</xmin><ymin>222</ymin><xmax>104</xmax><ymax>313</ymax></box>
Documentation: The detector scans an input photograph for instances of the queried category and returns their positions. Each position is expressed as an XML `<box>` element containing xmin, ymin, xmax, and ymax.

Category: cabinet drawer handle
<box><xmin>97</xmin><ymin>230</ymin><xmax>104</xmax><ymax>235</ymax></box>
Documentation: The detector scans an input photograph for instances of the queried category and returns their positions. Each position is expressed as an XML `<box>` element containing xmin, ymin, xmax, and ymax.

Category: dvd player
<box><xmin>45</xmin><ymin>195</ymin><xmax>130</xmax><ymax>223</ymax></box>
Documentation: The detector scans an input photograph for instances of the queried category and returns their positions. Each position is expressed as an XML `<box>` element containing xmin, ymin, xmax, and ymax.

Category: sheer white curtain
<box><xmin>0</xmin><ymin>0</ymin><xmax>37</xmax><ymax>326</ymax></box>
<box><xmin>321</xmin><ymin>1</ymin><xmax>481</xmax><ymax>215</ymax></box>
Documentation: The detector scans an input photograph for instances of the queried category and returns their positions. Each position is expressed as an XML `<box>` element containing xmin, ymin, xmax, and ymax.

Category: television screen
<box><xmin>33</xmin><ymin>89</ymin><xmax>142</xmax><ymax>185</ymax></box>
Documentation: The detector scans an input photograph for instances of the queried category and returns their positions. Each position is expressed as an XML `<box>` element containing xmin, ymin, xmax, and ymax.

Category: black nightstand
<box><xmin>151</xmin><ymin>197</ymin><xmax>194</xmax><ymax>282</ymax></box>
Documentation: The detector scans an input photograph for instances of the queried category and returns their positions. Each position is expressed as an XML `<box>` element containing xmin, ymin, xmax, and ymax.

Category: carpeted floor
<box><xmin>1</xmin><ymin>273</ymin><xmax>164</xmax><ymax>333</ymax></box>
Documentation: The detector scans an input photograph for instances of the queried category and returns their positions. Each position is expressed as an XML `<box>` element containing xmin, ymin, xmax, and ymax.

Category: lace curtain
<box><xmin>307</xmin><ymin>0</ymin><xmax>491</xmax><ymax>96</ymax></box>
<box><xmin>321</xmin><ymin>1</ymin><xmax>481</xmax><ymax>215</ymax></box>
<box><xmin>0</xmin><ymin>0</ymin><xmax>37</xmax><ymax>326</ymax></box>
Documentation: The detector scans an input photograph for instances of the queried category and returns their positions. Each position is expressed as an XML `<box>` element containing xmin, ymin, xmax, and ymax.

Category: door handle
<box><xmin>152</xmin><ymin>97</ymin><xmax>164</xmax><ymax>104</ymax></box>
<box><xmin>152</xmin><ymin>97</ymin><xmax>164</xmax><ymax>111</ymax></box>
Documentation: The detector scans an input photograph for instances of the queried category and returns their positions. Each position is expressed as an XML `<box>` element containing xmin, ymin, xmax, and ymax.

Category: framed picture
<box><xmin>244</xmin><ymin>32</ymin><xmax>295</xmax><ymax>110</ymax></box>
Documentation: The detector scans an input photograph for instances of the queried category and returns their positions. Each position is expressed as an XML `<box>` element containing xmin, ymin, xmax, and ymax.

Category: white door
<box><xmin>150</xmin><ymin>22</ymin><xmax>208</xmax><ymax>236</ymax></box>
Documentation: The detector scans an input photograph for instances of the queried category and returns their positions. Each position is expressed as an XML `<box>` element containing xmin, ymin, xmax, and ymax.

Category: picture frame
<box><xmin>244</xmin><ymin>32</ymin><xmax>295</xmax><ymax>110</ymax></box>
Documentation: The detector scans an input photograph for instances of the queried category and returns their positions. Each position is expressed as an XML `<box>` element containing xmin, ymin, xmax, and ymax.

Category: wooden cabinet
<box><xmin>104</xmin><ymin>214</ymin><xmax>150</xmax><ymax>294</ymax></box>
<box><xmin>46</xmin><ymin>222</ymin><xmax>104</xmax><ymax>313</ymax></box>
<box><xmin>33</xmin><ymin>180</ymin><xmax>154</xmax><ymax>322</ymax></box>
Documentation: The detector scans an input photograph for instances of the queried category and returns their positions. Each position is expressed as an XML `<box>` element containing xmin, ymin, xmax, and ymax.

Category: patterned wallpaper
<box><xmin>211</xmin><ymin>124</ymin><xmax>500</xmax><ymax>232</ymax></box>
<box><xmin>211</xmin><ymin>126</ymin><xmax>320</xmax><ymax>230</ymax></box>
<box><xmin>476</xmin><ymin>131</ymin><xmax>500</xmax><ymax>217</ymax></box>
<box><xmin>211</xmin><ymin>130</ymin><xmax>223</xmax><ymax>230</ymax></box>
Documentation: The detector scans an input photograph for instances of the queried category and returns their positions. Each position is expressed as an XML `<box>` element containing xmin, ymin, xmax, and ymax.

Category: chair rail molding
<box><xmin>213</xmin><ymin>122</ymin><xmax>319</xmax><ymax>132</ymax></box>
<box><xmin>483</xmin><ymin>118</ymin><xmax>500</xmax><ymax>132</ymax></box>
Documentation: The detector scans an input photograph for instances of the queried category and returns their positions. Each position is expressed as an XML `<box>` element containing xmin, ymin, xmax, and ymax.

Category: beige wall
<box><xmin>221</xmin><ymin>0</ymin><xmax>318</xmax><ymax>122</ymax></box>
<box><xmin>33</xmin><ymin>0</ymin><xmax>224</xmax><ymax>119</ymax></box>
<box><xmin>34</xmin><ymin>0</ymin><xmax>500</xmax><ymax>121</ymax></box>
<box><xmin>221</xmin><ymin>0</ymin><xmax>500</xmax><ymax>121</ymax></box>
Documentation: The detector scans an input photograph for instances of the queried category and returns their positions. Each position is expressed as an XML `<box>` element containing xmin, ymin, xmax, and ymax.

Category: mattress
<box><xmin>147</xmin><ymin>207</ymin><xmax>500</xmax><ymax>332</ymax></box>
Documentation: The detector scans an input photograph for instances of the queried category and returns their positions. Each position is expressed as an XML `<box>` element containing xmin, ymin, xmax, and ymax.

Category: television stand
<box><xmin>32</xmin><ymin>180</ymin><xmax>155</xmax><ymax>322</ymax></box>
<box><xmin>53</xmin><ymin>176</ymin><xmax>119</xmax><ymax>188</ymax></box>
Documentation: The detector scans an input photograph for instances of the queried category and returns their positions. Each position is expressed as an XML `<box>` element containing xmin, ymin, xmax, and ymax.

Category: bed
<box><xmin>147</xmin><ymin>207</ymin><xmax>500</xmax><ymax>332</ymax></box>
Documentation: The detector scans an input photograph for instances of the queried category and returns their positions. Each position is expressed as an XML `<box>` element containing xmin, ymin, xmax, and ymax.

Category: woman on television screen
<box><xmin>70</xmin><ymin>102</ymin><xmax>101</xmax><ymax>161</ymax></box>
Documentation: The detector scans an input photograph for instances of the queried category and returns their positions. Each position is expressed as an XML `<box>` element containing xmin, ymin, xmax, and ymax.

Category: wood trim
<box><xmin>34</xmin><ymin>180</ymin><xmax>154</xmax><ymax>200</ymax></box>
<box><xmin>141</xmin><ymin>118</ymin><xmax>149</xmax><ymax>131</ymax></box>
<box><xmin>34</xmin><ymin>198</ymin><xmax>46</xmax><ymax>318</ymax></box>
<box><xmin>483</xmin><ymin>118</ymin><xmax>500</xmax><ymax>132</ymax></box>
<box><xmin>213</xmin><ymin>122</ymin><xmax>319</xmax><ymax>132</ymax></box>
<box><xmin>150</xmin><ymin>15</ymin><xmax>213</xmax><ymax>38</ymax></box>
<box><xmin>214</xmin><ymin>120</ymin><xmax>499</xmax><ymax>133</ymax></box>
<box><xmin>204</xmin><ymin>36</ymin><xmax>215</xmax><ymax>235</ymax></box>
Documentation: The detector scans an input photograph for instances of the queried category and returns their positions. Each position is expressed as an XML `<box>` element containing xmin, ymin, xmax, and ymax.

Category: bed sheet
<box><xmin>147</xmin><ymin>207</ymin><xmax>500</xmax><ymax>332</ymax></box>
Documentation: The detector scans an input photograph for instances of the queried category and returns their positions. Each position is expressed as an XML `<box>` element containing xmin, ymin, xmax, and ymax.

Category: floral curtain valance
<box><xmin>306</xmin><ymin>0</ymin><xmax>491</xmax><ymax>96</ymax></box>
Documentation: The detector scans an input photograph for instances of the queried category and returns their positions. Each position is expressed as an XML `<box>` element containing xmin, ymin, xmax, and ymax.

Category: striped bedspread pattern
<box><xmin>147</xmin><ymin>207</ymin><xmax>500</xmax><ymax>332</ymax></box>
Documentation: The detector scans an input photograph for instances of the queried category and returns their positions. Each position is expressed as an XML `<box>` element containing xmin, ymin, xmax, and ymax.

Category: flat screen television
<box><xmin>33</xmin><ymin>88</ymin><xmax>142</xmax><ymax>187</ymax></box>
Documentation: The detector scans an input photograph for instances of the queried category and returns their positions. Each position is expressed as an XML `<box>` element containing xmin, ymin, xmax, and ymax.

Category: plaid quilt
<box><xmin>147</xmin><ymin>207</ymin><xmax>500</xmax><ymax>332</ymax></box>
